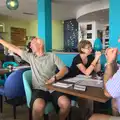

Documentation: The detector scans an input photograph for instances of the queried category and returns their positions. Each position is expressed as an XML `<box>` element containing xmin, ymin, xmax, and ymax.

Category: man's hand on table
<box><xmin>45</xmin><ymin>76</ymin><xmax>56</xmax><ymax>84</ymax></box>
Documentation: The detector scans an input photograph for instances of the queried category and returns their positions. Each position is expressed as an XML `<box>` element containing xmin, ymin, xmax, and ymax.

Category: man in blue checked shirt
<box><xmin>89</xmin><ymin>48</ymin><xmax>120</xmax><ymax>120</ymax></box>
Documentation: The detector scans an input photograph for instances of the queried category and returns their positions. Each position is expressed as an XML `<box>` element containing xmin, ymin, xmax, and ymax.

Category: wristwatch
<box><xmin>54</xmin><ymin>75</ymin><xmax>57</xmax><ymax>82</ymax></box>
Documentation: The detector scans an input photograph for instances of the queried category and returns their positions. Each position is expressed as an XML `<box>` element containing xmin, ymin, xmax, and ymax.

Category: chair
<box><xmin>0</xmin><ymin>79</ymin><xmax>5</xmax><ymax>86</ymax></box>
<box><xmin>93</xmin><ymin>38</ymin><xmax>102</xmax><ymax>51</ymax></box>
<box><xmin>23</xmin><ymin>70</ymin><xmax>55</xmax><ymax>120</ymax></box>
<box><xmin>2</xmin><ymin>61</ymin><xmax>19</xmax><ymax>79</ymax></box>
<box><xmin>0</xmin><ymin>68</ymin><xmax>30</xmax><ymax>119</ymax></box>
<box><xmin>100</xmin><ymin>54</ymin><xmax>107</xmax><ymax>71</ymax></box>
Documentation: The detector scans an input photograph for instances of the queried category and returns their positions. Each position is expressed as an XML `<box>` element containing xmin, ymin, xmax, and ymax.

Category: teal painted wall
<box><xmin>56</xmin><ymin>53</ymin><xmax>77</xmax><ymax>67</ymax></box>
<box><xmin>110</xmin><ymin>0</ymin><xmax>120</xmax><ymax>60</ymax></box>
<box><xmin>37</xmin><ymin>0</ymin><xmax>52</xmax><ymax>52</ymax></box>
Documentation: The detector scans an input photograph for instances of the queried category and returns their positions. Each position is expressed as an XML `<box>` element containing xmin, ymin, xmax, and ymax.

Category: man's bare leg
<box><xmin>89</xmin><ymin>114</ymin><xmax>111</xmax><ymax>120</ymax></box>
<box><xmin>32</xmin><ymin>98</ymin><xmax>46</xmax><ymax>120</ymax></box>
<box><xmin>112</xmin><ymin>98</ymin><xmax>119</xmax><ymax>116</ymax></box>
<box><xmin>58</xmin><ymin>95</ymin><xmax>71</xmax><ymax>120</ymax></box>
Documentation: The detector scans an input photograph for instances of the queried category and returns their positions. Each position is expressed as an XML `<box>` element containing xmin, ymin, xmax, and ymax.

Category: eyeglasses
<box><xmin>84</xmin><ymin>46</ymin><xmax>92</xmax><ymax>50</ymax></box>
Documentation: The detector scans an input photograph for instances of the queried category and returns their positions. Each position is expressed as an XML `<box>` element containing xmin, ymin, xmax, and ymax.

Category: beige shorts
<box><xmin>109</xmin><ymin>116</ymin><xmax>120</xmax><ymax>120</ymax></box>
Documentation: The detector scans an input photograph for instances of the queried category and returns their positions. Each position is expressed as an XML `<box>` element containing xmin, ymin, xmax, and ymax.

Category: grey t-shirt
<box><xmin>21</xmin><ymin>51</ymin><xmax>65</xmax><ymax>91</ymax></box>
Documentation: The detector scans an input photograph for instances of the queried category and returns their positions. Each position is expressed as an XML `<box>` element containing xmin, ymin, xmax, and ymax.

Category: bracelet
<box><xmin>105</xmin><ymin>62</ymin><xmax>112</xmax><ymax>67</ymax></box>
<box><xmin>91</xmin><ymin>64</ymin><xmax>95</xmax><ymax>68</ymax></box>
<box><xmin>97</xmin><ymin>62</ymin><xmax>100</xmax><ymax>65</ymax></box>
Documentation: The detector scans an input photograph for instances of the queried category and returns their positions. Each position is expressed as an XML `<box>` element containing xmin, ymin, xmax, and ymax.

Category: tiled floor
<box><xmin>0</xmin><ymin>103</ymin><xmax>28</xmax><ymax>120</ymax></box>
<box><xmin>0</xmin><ymin>103</ymin><xmax>83</xmax><ymax>120</ymax></box>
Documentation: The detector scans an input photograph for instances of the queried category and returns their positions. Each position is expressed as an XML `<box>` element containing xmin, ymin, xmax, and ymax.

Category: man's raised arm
<box><xmin>0</xmin><ymin>39</ymin><xmax>22</xmax><ymax>56</ymax></box>
<box><xmin>104</xmin><ymin>48</ymin><xmax>118</xmax><ymax>97</ymax></box>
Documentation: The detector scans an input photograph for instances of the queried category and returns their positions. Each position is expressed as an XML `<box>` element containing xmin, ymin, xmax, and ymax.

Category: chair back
<box><xmin>3</xmin><ymin>61</ymin><xmax>18</xmax><ymax>68</ymax></box>
<box><xmin>4</xmin><ymin>68</ymin><xmax>30</xmax><ymax>98</ymax></box>
<box><xmin>94</xmin><ymin>38</ymin><xmax>102</xmax><ymax>51</ymax></box>
<box><xmin>100</xmin><ymin>54</ymin><xmax>107</xmax><ymax>71</ymax></box>
<box><xmin>23</xmin><ymin>70</ymin><xmax>32</xmax><ymax>108</ymax></box>
<box><xmin>22</xmin><ymin>70</ymin><xmax>55</xmax><ymax>114</ymax></box>
<box><xmin>2</xmin><ymin>61</ymin><xmax>19</xmax><ymax>79</ymax></box>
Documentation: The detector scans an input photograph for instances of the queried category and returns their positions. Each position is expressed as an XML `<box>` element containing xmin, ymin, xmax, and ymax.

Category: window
<box><xmin>87</xmin><ymin>33</ymin><xmax>92</xmax><ymax>39</ymax></box>
<box><xmin>0</xmin><ymin>23</ymin><xmax>5</xmax><ymax>32</ymax></box>
<box><xmin>87</xmin><ymin>24</ymin><xmax>92</xmax><ymax>30</ymax></box>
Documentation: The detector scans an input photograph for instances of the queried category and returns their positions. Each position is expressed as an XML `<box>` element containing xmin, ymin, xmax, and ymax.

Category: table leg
<box><xmin>77</xmin><ymin>98</ymin><xmax>94</xmax><ymax>120</ymax></box>
<box><xmin>87</xmin><ymin>99</ymin><xmax>94</xmax><ymax>114</ymax></box>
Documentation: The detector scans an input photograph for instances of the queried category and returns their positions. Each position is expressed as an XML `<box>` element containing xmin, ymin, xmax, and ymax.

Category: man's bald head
<box><xmin>31</xmin><ymin>38</ymin><xmax>44</xmax><ymax>45</ymax></box>
<box><xmin>30</xmin><ymin>38</ymin><xmax>44</xmax><ymax>54</ymax></box>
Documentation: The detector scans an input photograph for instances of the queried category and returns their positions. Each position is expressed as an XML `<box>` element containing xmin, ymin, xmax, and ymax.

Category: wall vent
<box><xmin>23</xmin><ymin>12</ymin><xmax>35</xmax><ymax>15</ymax></box>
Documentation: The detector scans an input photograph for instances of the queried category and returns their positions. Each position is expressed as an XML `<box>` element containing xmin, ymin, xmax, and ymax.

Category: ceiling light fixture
<box><xmin>6</xmin><ymin>0</ymin><xmax>19</xmax><ymax>10</ymax></box>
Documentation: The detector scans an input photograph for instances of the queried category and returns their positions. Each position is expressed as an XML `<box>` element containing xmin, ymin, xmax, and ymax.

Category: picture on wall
<box><xmin>87</xmin><ymin>33</ymin><xmax>92</xmax><ymax>39</ymax></box>
<box><xmin>11</xmin><ymin>27</ymin><xmax>26</xmax><ymax>46</ymax></box>
<box><xmin>87</xmin><ymin>24</ymin><xmax>92</xmax><ymax>30</ymax></box>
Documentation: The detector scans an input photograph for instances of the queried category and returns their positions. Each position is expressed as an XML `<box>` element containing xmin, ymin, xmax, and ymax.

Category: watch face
<box><xmin>54</xmin><ymin>76</ymin><xmax>57</xmax><ymax>81</ymax></box>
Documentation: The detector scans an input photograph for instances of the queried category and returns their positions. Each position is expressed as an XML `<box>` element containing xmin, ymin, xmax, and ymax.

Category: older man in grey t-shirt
<box><xmin>0</xmin><ymin>38</ymin><xmax>71</xmax><ymax>120</ymax></box>
<box><xmin>21</xmin><ymin>51</ymin><xmax>66</xmax><ymax>90</ymax></box>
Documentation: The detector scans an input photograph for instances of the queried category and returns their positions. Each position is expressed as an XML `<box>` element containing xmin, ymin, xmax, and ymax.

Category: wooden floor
<box><xmin>0</xmin><ymin>103</ymin><xmax>83</xmax><ymax>120</ymax></box>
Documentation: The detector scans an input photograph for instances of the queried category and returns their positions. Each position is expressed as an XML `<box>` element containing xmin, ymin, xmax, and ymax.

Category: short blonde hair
<box><xmin>78</xmin><ymin>40</ymin><xmax>92</xmax><ymax>53</ymax></box>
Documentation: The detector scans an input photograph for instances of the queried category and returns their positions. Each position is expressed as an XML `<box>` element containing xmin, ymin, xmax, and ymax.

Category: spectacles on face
<box><xmin>84</xmin><ymin>46</ymin><xmax>92</xmax><ymax>50</ymax></box>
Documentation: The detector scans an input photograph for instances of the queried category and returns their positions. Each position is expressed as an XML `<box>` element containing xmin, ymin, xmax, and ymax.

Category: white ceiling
<box><xmin>52</xmin><ymin>0</ymin><xmax>99</xmax><ymax>20</ymax></box>
<box><xmin>77</xmin><ymin>9</ymin><xmax>109</xmax><ymax>24</ymax></box>
<box><xmin>0</xmin><ymin>0</ymin><xmax>108</xmax><ymax>22</ymax></box>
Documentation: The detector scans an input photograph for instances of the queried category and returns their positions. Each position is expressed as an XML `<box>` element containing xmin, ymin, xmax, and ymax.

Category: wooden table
<box><xmin>46</xmin><ymin>84</ymin><xmax>109</xmax><ymax>103</ymax></box>
<box><xmin>0</xmin><ymin>65</ymin><xmax>31</xmax><ymax>76</ymax></box>
<box><xmin>0</xmin><ymin>68</ymin><xmax>9</xmax><ymax>75</ymax></box>
<box><xmin>46</xmin><ymin>81</ymin><xmax>109</xmax><ymax>118</ymax></box>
